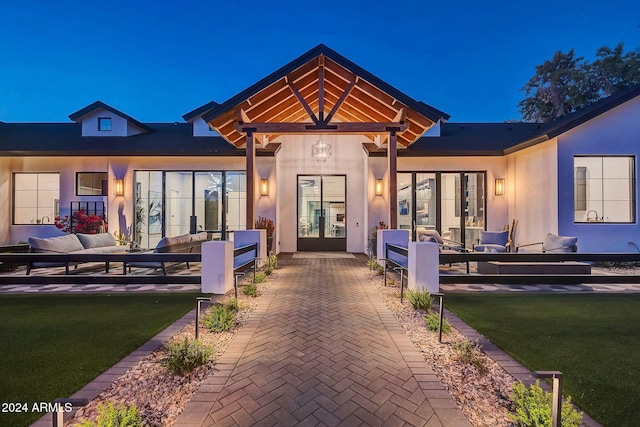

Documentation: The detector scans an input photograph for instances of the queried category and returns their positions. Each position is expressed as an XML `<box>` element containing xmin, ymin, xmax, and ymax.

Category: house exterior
<box><xmin>1</xmin><ymin>44</ymin><xmax>638</xmax><ymax>253</ymax></box>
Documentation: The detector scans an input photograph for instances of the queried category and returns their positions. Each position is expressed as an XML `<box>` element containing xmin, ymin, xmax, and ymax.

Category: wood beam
<box><xmin>325</xmin><ymin>80</ymin><xmax>355</xmax><ymax>123</ymax></box>
<box><xmin>246</xmin><ymin>131</ymin><xmax>256</xmax><ymax>229</ymax></box>
<box><xmin>388</xmin><ymin>130</ymin><xmax>398</xmax><ymax>229</ymax></box>
<box><xmin>287</xmin><ymin>80</ymin><xmax>319</xmax><ymax>124</ymax></box>
<box><xmin>234</xmin><ymin>121</ymin><xmax>409</xmax><ymax>134</ymax></box>
<box><xmin>318</xmin><ymin>55</ymin><xmax>325</xmax><ymax>122</ymax></box>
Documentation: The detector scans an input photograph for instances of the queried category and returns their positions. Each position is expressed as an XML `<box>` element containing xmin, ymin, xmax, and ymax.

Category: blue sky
<box><xmin>1</xmin><ymin>0</ymin><xmax>639</xmax><ymax>123</ymax></box>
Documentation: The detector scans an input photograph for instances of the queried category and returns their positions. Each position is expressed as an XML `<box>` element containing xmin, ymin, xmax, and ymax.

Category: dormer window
<box><xmin>98</xmin><ymin>117</ymin><xmax>112</xmax><ymax>131</ymax></box>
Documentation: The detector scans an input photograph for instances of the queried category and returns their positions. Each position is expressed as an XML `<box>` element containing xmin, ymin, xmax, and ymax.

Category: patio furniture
<box><xmin>417</xmin><ymin>230</ymin><xmax>469</xmax><ymax>273</ymax></box>
<box><xmin>516</xmin><ymin>233</ymin><xmax>578</xmax><ymax>253</ymax></box>
<box><xmin>124</xmin><ymin>232</ymin><xmax>208</xmax><ymax>275</ymax></box>
<box><xmin>27</xmin><ymin>233</ymin><xmax>120</xmax><ymax>274</ymax></box>
<box><xmin>473</xmin><ymin>230</ymin><xmax>510</xmax><ymax>252</ymax></box>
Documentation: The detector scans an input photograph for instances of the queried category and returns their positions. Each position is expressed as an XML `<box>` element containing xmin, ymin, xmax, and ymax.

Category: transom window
<box><xmin>76</xmin><ymin>172</ymin><xmax>108</xmax><ymax>196</ymax></box>
<box><xmin>13</xmin><ymin>173</ymin><xmax>60</xmax><ymax>225</ymax></box>
<box><xmin>98</xmin><ymin>117</ymin><xmax>112</xmax><ymax>131</ymax></box>
<box><xmin>574</xmin><ymin>156</ymin><xmax>635</xmax><ymax>223</ymax></box>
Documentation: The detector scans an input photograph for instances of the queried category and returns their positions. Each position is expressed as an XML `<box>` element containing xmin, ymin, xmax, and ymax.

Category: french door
<box><xmin>297</xmin><ymin>175</ymin><xmax>346</xmax><ymax>251</ymax></box>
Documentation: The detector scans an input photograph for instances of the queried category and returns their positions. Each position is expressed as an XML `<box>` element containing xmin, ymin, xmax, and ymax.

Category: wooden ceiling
<box><xmin>207</xmin><ymin>54</ymin><xmax>438</xmax><ymax>148</ymax></box>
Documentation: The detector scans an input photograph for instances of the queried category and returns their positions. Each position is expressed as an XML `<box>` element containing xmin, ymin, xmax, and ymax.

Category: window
<box><xmin>574</xmin><ymin>156</ymin><xmax>635</xmax><ymax>223</ymax></box>
<box><xmin>98</xmin><ymin>117</ymin><xmax>112</xmax><ymax>131</ymax></box>
<box><xmin>76</xmin><ymin>172</ymin><xmax>108</xmax><ymax>196</ymax></box>
<box><xmin>13</xmin><ymin>173</ymin><xmax>60</xmax><ymax>225</ymax></box>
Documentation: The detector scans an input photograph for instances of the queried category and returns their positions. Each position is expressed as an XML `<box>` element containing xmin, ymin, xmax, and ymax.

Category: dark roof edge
<box><xmin>203</xmin><ymin>44</ymin><xmax>450</xmax><ymax>124</ymax></box>
<box><xmin>68</xmin><ymin>101</ymin><xmax>154</xmax><ymax>132</ymax></box>
<box><xmin>509</xmin><ymin>83</ymin><xmax>640</xmax><ymax>153</ymax></box>
<box><xmin>182</xmin><ymin>101</ymin><xmax>220</xmax><ymax>122</ymax></box>
<box><xmin>361</xmin><ymin>143</ymin><xmax>504</xmax><ymax>157</ymax></box>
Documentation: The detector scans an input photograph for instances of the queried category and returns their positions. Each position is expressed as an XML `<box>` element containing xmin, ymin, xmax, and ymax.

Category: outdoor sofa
<box><xmin>26</xmin><ymin>233</ymin><xmax>121</xmax><ymax>274</ymax></box>
<box><xmin>124</xmin><ymin>232</ymin><xmax>208</xmax><ymax>275</ymax></box>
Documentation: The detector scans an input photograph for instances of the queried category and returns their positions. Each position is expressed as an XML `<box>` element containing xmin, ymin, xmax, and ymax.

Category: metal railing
<box><xmin>385</xmin><ymin>244</ymin><xmax>409</xmax><ymax>302</ymax></box>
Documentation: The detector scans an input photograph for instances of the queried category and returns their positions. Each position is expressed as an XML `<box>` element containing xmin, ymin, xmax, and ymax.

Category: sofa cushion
<box><xmin>480</xmin><ymin>231</ymin><xmax>509</xmax><ymax>246</ymax></box>
<box><xmin>191</xmin><ymin>232</ymin><xmax>209</xmax><ymax>242</ymax></box>
<box><xmin>542</xmin><ymin>233</ymin><xmax>578</xmax><ymax>252</ymax></box>
<box><xmin>474</xmin><ymin>244</ymin><xmax>508</xmax><ymax>253</ymax></box>
<box><xmin>28</xmin><ymin>234</ymin><xmax>84</xmax><ymax>253</ymax></box>
<box><xmin>77</xmin><ymin>233</ymin><xmax>116</xmax><ymax>249</ymax></box>
<box><xmin>417</xmin><ymin>230</ymin><xmax>443</xmax><ymax>244</ymax></box>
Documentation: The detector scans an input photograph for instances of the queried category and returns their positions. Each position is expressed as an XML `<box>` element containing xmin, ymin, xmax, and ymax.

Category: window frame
<box><xmin>12</xmin><ymin>172</ymin><xmax>60</xmax><ymax>225</ymax></box>
<box><xmin>76</xmin><ymin>172</ymin><xmax>108</xmax><ymax>196</ymax></box>
<box><xmin>98</xmin><ymin>117</ymin><xmax>112</xmax><ymax>131</ymax></box>
<box><xmin>573</xmin><ymin>155</ymin><xmax>636</xmax><ymax>224</ymax></box>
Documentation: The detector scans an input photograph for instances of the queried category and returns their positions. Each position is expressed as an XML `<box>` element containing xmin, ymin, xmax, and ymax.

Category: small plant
<box><xmin>374</xmin><ymin>264</ymin><xmax>385</xmax><ymax>276</ymax></box>
<box><xmin>243</xmin><ymin>283</ymin><xmax>258</xmax><ymax>297</ymax></box>
<box><xmin>75</xmin><ymin>401</ymin><xmax>143</xmax><ymax>427</ymax></box>
<box><xmin>224</xmin><ymin>298</ymin><xmax>240</xmax><ymax>312</ymax></box>
<box><xmin>406</xmin><ymin>289</ymin><xmax>433</xmax><ymax>311</ymax></box>
<box><xmin>253</xmin><ymin>272</ymin><xmax>266</xmax><ymax>283</ymax></box>
<box><xmin>161</xmin><ymin>337</ymin><xmax>214</xmax><ymax>375</ymax></box>
<box><xmin>264</xmin><ymin>266</ymin><xmax>273</xmax><ymax>275</ymax></box>
<box><xmin>203</xmin><ymin>304</ymin><xmax>236</xmax><ymax>332</ymax></box>
<box><xmin>255</xmin><ymin>216</ymin><xmax>275</xmax><ymax>237</ymax></box>
<box><xmin>424</xmin><ymin>312</ymin><xmax>451</xmax><ymax>333</ymax></box>
<box><xmin>451</xmin><ymin>339</ymin><xmax>486</xmax><ymax>372</ymax></box>
<box><xmin>387</xmin><ymin>277</ymin><xmax>397</xmax><ymax>286</ymax></box>
<box><xmin>509</xmin><ymin>380</ymin><xmax>583</xmax><ymax>427</ymax></box>
<box><xmin>267</xmin><ymin>253</ymin><xmax>278</xmax><ymax>269</ymax></box>
<box><xmin>366</xmin><ymin>259</ymin><xmax>378</xmax><ymax>269</ymax></box>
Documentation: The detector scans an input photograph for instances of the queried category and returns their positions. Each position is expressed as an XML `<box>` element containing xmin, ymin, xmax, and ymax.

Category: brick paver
<box><xmin>176</xmin><ymin>254</ymin><xmax>470</xmax><ymax>427</ymax></box>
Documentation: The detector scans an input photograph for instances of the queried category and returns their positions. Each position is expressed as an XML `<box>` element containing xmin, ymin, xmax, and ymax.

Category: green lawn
<box><xmin>445</xmin><ymin>293</ymin><xmax>640</xmax><ymax>427</ymax></box>
<box><xmin>0</xmin><ymin>293</ymin><xmax>199</xmax><ymax>427</ymax></box>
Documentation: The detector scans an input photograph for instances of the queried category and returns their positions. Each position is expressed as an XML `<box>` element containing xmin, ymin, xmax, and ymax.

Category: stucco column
<box><xmin>388</xmin><ymin>130</ymin><xmax>398</xmax><ymax>229</ymax></box>
<box><xmin>246</xmin><ymin>131</ymin><xmax>255</xmax><ymax>229</ymax></box>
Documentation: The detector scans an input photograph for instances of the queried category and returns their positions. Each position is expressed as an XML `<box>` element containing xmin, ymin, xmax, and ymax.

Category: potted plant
<box><xmin>369</xmin><ymin>221</ymin><xmax>387</xmax><ymax>257</ymax></box>
<box><xmin>255</xmin><ymin>216</ymin><xmax>275</xmax><ymax>253</ymax></box>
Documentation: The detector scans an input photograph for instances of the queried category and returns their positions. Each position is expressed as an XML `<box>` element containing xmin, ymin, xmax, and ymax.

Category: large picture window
<box><xmin>13</xmin><ymin>173</ymin><xmax>60</xmax><ymax>225</ymax></box>
<box><xmin>76</xmin><ymin>172</ymin><xmax>107</xmax><ymax>196</ymax></box>
<box><xmin>574</xmin><ymin>156</ymin><xmax>635</xmax><ymax>223</ymax></box>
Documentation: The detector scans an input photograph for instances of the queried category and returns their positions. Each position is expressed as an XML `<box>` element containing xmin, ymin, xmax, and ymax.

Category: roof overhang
<box><xmin>202</xmin><ymin>44</ymin><xmax>449</xmax><ymax>148</ymax></box>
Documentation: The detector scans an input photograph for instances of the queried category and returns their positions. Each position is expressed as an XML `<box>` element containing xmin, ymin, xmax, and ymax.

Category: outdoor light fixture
<box><xmin>260</xmin><ymin>179</ymin><xmax>269</xmax><ymax>196</ymax></box>
<box><xmin>375</xmin><ymin>179</ymin><xmax>384</xmax><ymax>196</ymax></box>
<box><xmin>113</xmin><ymin>179</ymin><xmax>124</xmax><ymax>197</ymax></box>
<box><xmin>312</xmin><ymin>137</ymin><xmax>332</xmax><ymax>163</ymax></box>
<box><xmin>495</xmin><ymin>178</ymin><xmax>505</xmax><ymax>195</ymax></box>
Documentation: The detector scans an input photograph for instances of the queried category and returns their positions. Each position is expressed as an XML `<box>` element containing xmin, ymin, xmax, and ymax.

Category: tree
<box><xmin>519</xmin><ymin>44</ymin><xmax>640</xmax><ymax>122</ymax></box>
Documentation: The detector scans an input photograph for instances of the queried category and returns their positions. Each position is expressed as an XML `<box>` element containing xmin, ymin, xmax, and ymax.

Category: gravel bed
<box><xmin>65</xmin><ymin>273</ymin><xmax>276</xmax><ymax>427</ymax></box>
<box><xmin>368</xmin><ymin>270</ymin><xmax>516</xmax><ymax>426</ymax></box>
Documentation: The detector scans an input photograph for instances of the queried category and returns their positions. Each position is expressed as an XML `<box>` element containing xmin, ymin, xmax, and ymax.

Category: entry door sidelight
<box><xmin>297</xmin><ymin>175</ymin><xmax>346</xmax><ymax>251</ymax></box>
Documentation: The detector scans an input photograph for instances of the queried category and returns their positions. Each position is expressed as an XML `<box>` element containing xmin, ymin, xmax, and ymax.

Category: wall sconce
<box><xmin>113</xmin><ymin>179</ymin><xmax>124</xmax><ymax>197</ymax></box>
<box><xmin>260</xmin><ymin>179</ymin><xmax>269</xmax><ymax>196</ymax></box>
<box><xmin>375</xmin><ymin>179</ymin><xmax>384</xmax><ymax>196</ymax></box>
<box><xmin>495</xmin><ymin>178</ymin><xmax>505</xmax><ymax>196</ymax></box>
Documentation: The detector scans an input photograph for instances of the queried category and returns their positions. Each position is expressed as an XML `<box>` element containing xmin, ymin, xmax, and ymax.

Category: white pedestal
<box><xmin>377</xmin><ymin>229</ymin><xmax>409</xmax><ymax>264</ymax></box>
<box><xmin>234</xmin><ymin>230</ymin><xmax>266</xmax><ymax>267</ymax></box>
<box><xmin>408</xmin><ymin>241</ymin><xmax>440</xmax><ymax>293</ymax></box>
<box><xmin>201</xmin><ymin>241</ymin><xmax>233</xmax><ymax>294</ymax></box>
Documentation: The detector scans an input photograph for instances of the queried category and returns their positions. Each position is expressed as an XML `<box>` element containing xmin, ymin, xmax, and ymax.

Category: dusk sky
<box><xmin>1</xmin><ymin>0</ymin><xmax>639</xmax><ymax>123</ymax></box>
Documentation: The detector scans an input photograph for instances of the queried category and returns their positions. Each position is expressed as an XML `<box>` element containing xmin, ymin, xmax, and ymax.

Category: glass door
<box><xmin>297</xmin><ymin>175</ymin><xmax>346</xmax><ymax>251</ymax></box>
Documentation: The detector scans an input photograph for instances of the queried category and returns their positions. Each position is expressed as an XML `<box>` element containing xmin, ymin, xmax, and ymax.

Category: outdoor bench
<box><xmin>124</xmin><ymin>232</ymin><xmax>208</xmax><ymax>275</ymax></box>
<box><xmin>27</xmin><ymin>233</ymin><xmax>122</xmax><ymax>274</ymax></box>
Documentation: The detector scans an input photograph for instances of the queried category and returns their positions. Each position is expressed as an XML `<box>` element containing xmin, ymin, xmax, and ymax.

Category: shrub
<box><xmin>224</xmin><ymin>298</ymin><xmax>240</xmax><ymax>312</ymax></box>
<box><xmin>75</xmin><ymin>401</ymin><xmax>142</xmax><ymax>427</ymax></box>
<box><xmin>254</xmin><ymin>272</ymin><xmax>266</xmax><ymax>283</ymax></box>
<box><xmin>161</xmin><ymin>337</ymin><xmax>214</xmax><ymax>375</ymax></box>
<box><xmin>451</xmin><ymin>339</ymin><xmax>486</xmax><ymax>372</ymax></box>
<box><xmin>264</xmin><ymin>266</ymin><xmax>273</xmax><ymax>276</ymax></box>
<box><xmin>374</xmin><ymin>264</ymin><xmax>385</xmax><ymax>276</ymax></box>
<box><xmin>406</xmin><ymin>289</ymin><xmax>433</xmax><ymax>311</ymax></box>
<box><xmin>243</xmin><ymin>283</ymin><xmax>258</xmax><ymax>297</ymax></box>
<box><xmin>509</xmin><ymin>380</ymin><xmax>583</xmax><ymax>427</ymax></box>
<box><xmin>366</xmin><ymin>259</ymin><xmax>378</xmax><ymax>269</ymax></box>
<box><xmin>203</xmin><ymin>305</ymin><xmax>236</xmax><ymax>332</ymax></box>
<box><xmin>424</xmin><ymin>312</ymin><xmax>451</xmax><ymax>333</ymax></box>
<box><xmin>267</xmin><ymin>253</ymin><xmax>278</xmax><ymax>269</ymax></box>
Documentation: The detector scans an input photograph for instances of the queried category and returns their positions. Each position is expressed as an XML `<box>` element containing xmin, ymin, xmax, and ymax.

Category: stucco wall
<box><xmin>507</xmin><ymin>140</ymin><xmax>559</xmax><ymax>247</ymax></box>
<box><xmin>557</xmin><ymin>96</ymin><xmax>640</xmax><ymax>252</ymax></box>
<box><xmin>276</xmin><ymin>134</ymin><xmax>367</xmax><ymax>253</ymax></box>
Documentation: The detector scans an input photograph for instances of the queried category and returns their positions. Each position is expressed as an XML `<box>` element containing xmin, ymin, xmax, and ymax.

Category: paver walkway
<box><xmin>175</xmin><ymin>254</ymin><xmax>470</xmax><ymax>426</ymax></box>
